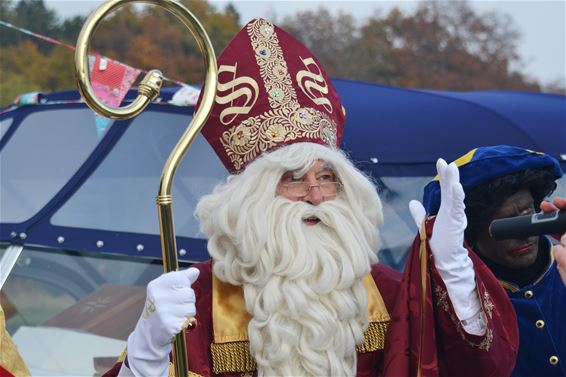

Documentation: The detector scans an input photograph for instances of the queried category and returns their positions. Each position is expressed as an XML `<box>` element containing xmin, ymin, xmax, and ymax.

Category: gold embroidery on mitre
<box><xmin>248</xmin><ymin>19</ymin><xmax>296</xmax><ymax>109</ymax></box>
<box><xmin>215</xmin><ymin>63</ymin><xmax>260</xmax><ymax>126</ymax></box>
<box><xmin>296</xmin><ymin>56</ymin><xmax>333</xmax><ymax>113</ymax></box>
<box><xmin>219</xmin><ymin>18</ymin><xmax>338</xmax><ymax>171</ymax></box>
<box><xmin>221</xmin><ymin>104</ymin><xmax>338</xmax><ymax>171</ymax></box>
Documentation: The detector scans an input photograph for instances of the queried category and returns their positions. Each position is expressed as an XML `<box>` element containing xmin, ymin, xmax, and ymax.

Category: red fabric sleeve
<box><xmin>185</xmin><ymin>261</ymin><xmax>215</xmax><ymax>377</ymax></box>
<box><xmin>381</xmin><ymin>217</ymin><xmax>519</xmax><ymax>377</ymax></box>
<box><xmin>356</xmin><ymin>264</ymin><xmax>402</xmax><ymax>377</ymax></box>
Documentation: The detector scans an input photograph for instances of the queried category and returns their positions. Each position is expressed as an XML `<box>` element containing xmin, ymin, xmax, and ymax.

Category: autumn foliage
<box><xmin>281</xmin><ymin>2</ymin><xmax>545</xmax><ymax>92</ymax></box>
<box><xmin>0</xmin><ymin>0</ymin><xmax>241</xmax><ymax>106</ymax></box>
<box><xmin>0</xmin><ymin>0</ymin><xmax>562</xmax><ymax>108</ymax></box>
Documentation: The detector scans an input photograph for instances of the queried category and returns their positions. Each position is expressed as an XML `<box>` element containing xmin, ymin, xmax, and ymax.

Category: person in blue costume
<box><xmin>422</xmin><ymin>145</ymin><xmax>566</xmax><ymax>377</ymax></box>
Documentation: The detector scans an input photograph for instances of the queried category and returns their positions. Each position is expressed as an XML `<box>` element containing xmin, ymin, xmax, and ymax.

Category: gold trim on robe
<box><xmin>1</xmin><ymin>304</ymin><xmax>31</xmax><ymax>377</ymax></box>
<box><xmin>210</xmin><ymin>272</ymin><xmax>390</xmax><ymax>374</ymax></box>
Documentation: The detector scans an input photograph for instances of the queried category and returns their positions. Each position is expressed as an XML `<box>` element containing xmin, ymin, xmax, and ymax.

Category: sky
<box><xmin>43</xmin><ymin>0</ymin><xmax>566</xmax><ymax>86</ymax></box>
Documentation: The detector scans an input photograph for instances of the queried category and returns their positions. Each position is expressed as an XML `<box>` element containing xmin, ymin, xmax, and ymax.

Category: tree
<box><xmin>224</xmin><ymin>2</ymin><xmax>240</xmax><ymax>26</ymax></box>
<box><xmin>281</xmin><ymin>0</ymin><xmax>542</xmax><ymax>92</ymax></box>
<box><xmin>0</xmin><ymin>1</ymin><xmax>83</xmax><ymax>50</ymax></box>
<box><xmin>58</xmin><ymin>15</ymin><xmax>87</xmax><ymax>44</ymax></box>
<box><xmin>0</xmin><ymin>39</ymin><xmax>75</xmax><ymax>105</ymax></box>
<box><xmin>0</xmin><ymin>41</ymin><xmax>47</xmax><ymax>104</ymax></box>
<box><xmin>1</xmin><ymin>0</ymin><xmax>561</xmax><ymax>108</ymax></box>
<box><xmin>282</xmin><ymin>8</ymin><xmax>358</xmax><ymax>78</ymax></box>
<box><xmin>387</xmin><ymin>0</ymin><xmax>540</xmax><ymax>91</ymax></box>
<box><xmin>88</xmin><ymin>0</ymin><xmax>241</xmax><ymax>85</ymax></box>
<box><xmin>0</xmin><ymin>0</ymin><xmax>17</xmax><ymax>48</ymax></box>
<box><xmin>0</xmin><ymin>0</ymin><xmax>14</xmax><ymax>21</ymax></box>
<box><xmin>10</xmin><ymin>0</ymin><xmax>60</xmax><ymax>53</ymax></box>
<box><xmin>0</xmin><ymin>0</ymin><xmax>242</xmax><ymax>106</ymax></box>
<box><xmin>345</xmin><ymin>8</ymin><xmax>402</xmax><ymax>84</ymax></box>
<box><xmin>543</xmin><ymin>79</ymin><xmax>566</xmax><ymax>95</ymax></box>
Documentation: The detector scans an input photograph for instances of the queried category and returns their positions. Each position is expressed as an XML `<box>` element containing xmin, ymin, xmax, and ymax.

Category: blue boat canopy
<box><xmin>1</xmin><ymin>79</ymin><xmax>565</xmax><ymax>264</ymax></box>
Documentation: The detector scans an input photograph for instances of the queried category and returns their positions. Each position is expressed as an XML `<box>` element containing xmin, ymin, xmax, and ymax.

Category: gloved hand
<box><xmin>121</xmin><ymin>267</ymin><xmax>200</xmax><ymax>377</ymax></box>
<box><xmin>410</xmin><ymin>159</ymin><xmax>482</xmax><ymax>327</ymax></box>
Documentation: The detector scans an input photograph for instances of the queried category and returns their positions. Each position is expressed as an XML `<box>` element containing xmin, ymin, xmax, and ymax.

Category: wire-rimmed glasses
<box><xmin>279</xmin><ymin>181</ymin><xmax>343</xmax><ymax>197</ymax></box>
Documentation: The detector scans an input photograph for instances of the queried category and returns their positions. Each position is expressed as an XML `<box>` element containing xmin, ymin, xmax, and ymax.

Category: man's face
<box><xmin>276</xmin><ymin>159</ymin><xmax>341</xmax><ymax>219</ymax></box>
<box><xmin>474</xmin><ymin>189</ymin><xmax>540</xmax><ymax>270</ymax></box>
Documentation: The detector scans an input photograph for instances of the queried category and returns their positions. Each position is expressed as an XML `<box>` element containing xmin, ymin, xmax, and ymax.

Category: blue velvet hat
<box><xmin>423</xmin><ymin>145</ymin><xmax>563</xmax><ymax>215</ymax></box>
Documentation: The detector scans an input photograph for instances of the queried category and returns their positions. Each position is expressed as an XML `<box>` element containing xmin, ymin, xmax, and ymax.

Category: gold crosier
<box><xmin>74</xmin><ymin>1</ymin><xmax>218</xmax><ymax>376</ymax></box>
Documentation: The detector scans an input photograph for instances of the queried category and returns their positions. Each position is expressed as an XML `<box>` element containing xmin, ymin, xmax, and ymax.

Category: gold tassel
<box><xmin>357</xmin><ymin>321</ymin><xmax>389</xmax><ymax>353</ymax></box>
<box><xmin>210</xmin><ymin>321</ymin><xmax>389</xmax><ymax>373</ymax></box>
<box><xmin>211</xmin><ymin>341</ymin><xmax>256</xmax><ymax>374</ymax></box>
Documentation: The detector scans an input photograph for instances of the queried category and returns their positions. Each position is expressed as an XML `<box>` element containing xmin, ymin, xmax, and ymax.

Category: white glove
<box><xmin>121</xmin><ymin>267</ymin><xmax>200</xmax><ymax>377</ymax></box>
<box><xmin>410</xmin><ymin>159</ymin><xmax>483</xmax><ymax>333</ymax></box>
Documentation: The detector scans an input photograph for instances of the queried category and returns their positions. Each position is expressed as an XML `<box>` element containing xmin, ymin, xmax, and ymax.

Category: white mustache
<box><xmin>273</xmin><ymin>197</ymin><xmax>351</xmax><ymax>228</ymax></box>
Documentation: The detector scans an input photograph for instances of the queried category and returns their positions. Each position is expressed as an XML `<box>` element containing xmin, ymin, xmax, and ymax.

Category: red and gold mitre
<box><xmin>198</xmin><ymin>18</ymin><xmax>345</xmax><ymax>173</ymax></box>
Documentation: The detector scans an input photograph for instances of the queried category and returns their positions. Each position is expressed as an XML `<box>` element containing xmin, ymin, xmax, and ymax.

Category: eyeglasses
<box><xmin>279</xmin><ymin>181</ymin><xmax>343</xmax><ymax>197</ymax></box>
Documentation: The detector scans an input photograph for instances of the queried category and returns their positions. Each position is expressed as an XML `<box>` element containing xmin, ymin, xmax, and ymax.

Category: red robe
<box><xmin>382</xmin><ymin>218</ymin><xmax>519</xmax><ymax>376</ymax></box>
<box><xmin>104</xmin><ymin>218</ymin><xmax>518</xmax><ymax>377</ymax></box>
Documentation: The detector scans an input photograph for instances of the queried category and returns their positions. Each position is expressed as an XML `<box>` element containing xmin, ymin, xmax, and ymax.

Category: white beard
<box><xmin>233</xmin><ymin>196</ymin><xmax>378</xmax><ymax>377</ymax></box>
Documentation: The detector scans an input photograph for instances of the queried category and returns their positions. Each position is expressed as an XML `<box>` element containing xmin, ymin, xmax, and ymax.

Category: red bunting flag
<box><xmin>88</xmin><ymin>55</ymin><xmax>142</xmax><ymax>137</ymax></box>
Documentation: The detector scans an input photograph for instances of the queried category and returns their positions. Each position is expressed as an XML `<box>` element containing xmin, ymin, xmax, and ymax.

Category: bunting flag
<box><xmin>0</xmin><ymin>20</ymin><xmax>75</xmax><ymax>50</ymax></box>
<box><xmin>89</xmin><ymin>55</ymin><xmax>141</xmax><ymax>108</ymax></box>
<box><xmin>88</xmin><ymin>55</ymin><xmax>142</xmax><ymax>138</ymax></box>
<box><xmin>0</xmin><ymin>20</ymin><xmax>201</xmax><ymax>137</ymax></box>
<box><xmin>0</xmin><ymin>19</ymin><xmax>190</xmax><ymax>87</ymax></box>
<box><xmin>13</xmin><ymin>91</ymin><xmax>41</xmax><ymax>106</ymax></box>
<box><xmin>169</xmin><ymin>84</ymin><xmax>201</xmax><ymax>107</ymax></box>
<box><xmin>94</xmin><ymin>116</ymin><xmax>113</xmax><ymax>139</ymax></box>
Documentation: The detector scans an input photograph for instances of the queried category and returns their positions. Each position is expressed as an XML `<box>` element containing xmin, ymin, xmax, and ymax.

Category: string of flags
<box><xmin>88</xmin><ymin>54</ymin><xmax>142</xmax><ymax>136</ymax></box>
<box><xmin>0</xmin><ymin>20</ymin><xmax>202</xmax><ymax>138</ymax></box>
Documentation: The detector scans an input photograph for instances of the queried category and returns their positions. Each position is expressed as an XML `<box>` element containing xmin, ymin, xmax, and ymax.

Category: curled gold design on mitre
<box><xmin>215</xmin><ymin>64</ymin><xmax>260</xmax><ymax>126</ymax></box>
<box><xmin>221</xmin><ymin>105</ymin><xmax>337</xmax><ymax>171</ymax></box>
